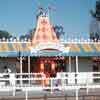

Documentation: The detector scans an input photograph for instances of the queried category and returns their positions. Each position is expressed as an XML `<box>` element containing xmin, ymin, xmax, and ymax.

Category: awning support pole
<box><xmin>28</xmin><ymin>56</ymin><xmax>30</xmax><ymax>86</ymax></box>
<box><xmin>76</xmin><ymin>56</ymin><xmax>78</xmax><ymax>73</ymax></box>
<box><xmin>75</xmin><ymin>56</ymin><xmax>78</xmax><ymax>84</ymax></box>
<box><xmin>69</xmin><ymin>56</ymin><xmax>71</xmax><ymax>72</ymax></box>
<box><xmin>20</xmin><ymin>56</ymin><xmax>23</xmax><ymax>86</ymax></box>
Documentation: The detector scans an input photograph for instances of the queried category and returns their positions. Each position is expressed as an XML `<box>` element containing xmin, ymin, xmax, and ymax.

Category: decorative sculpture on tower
<box><xmin>36</xmin><ymin>6</ymin><xmax>48</xmax><ymax>19</ymax></box>
<box><xmin>90</xmin><ymin>0</ymin><xmax>100</xmax><ymax>41</ymax></box>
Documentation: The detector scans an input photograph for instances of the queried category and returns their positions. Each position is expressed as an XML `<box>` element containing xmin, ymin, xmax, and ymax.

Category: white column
<box><xmin>20</xmin><ymin>56</ymin><xmax>22</xmax><ymax>74</ymax></box>
<box><xmin>75</xmin><ymin>56</ymin><xmax>78</xmax><ymax>84</ymax></box>
<box><xmin>20</xmin><ymin>56</ymin><xmax>23</xmax><ymax>86</ymax></box>
<box><xmin>28</xmin><ymin>56</ymin><xmax>30</xmax><ymax>86</ymax></box>
<box><xmin>75</xmin><ymin>89</ymin><xmax>79</xmax><ymax>100</ymax></box>
<box><xmin>28</xmin><ymin>56</ymin><xmax>30</xmax><ymax>74</ymax></box>
<box><xmin>69</xmin><ymin>56</ymin><xmax>71</xmax><ymax>72</ymax></box>
<box><xmin>25</xmin><ymin>88</ymin><xmax>28</xmax><ymax>100</ymax></box>
<box><xmin>76</xmin><ymin>56</ymin><xmax>78</xmax><ymax>73</ymax></box>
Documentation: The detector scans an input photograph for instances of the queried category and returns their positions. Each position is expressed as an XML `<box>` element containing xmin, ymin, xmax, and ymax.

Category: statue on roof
<box><xmin>36</xmin><ymin>6</ymin><xmax>48</xmax><ymax>19</ymax></box>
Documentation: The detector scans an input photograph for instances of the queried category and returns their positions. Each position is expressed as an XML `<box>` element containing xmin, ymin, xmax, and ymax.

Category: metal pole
<box><xmin>75</xmin><ymin>56</ymin><xmax>78</xmax><ymax>84</ymax></box>
<box><xmin>13</xmin><ymin>86</ymin><xmax>16</xmax><ymax>96</ymax></box>
<box><xmin>51</xmin><ymin>78</ymin><xmax>53</xmax><ymax>94</ymax></box>
<box><xmin>20</xmin><ymin>56</ymin><xmax>23</xmax><ymax>86</ymax></box>
<box><xmin>28</xmin><ymin>56</ymin><xmax>30</xmax><ymax>86</ymax></box>
<box><xmin>76</xmin><ymin>56</ymin><xmax>78</xmax><ymax>73</ymax></box>
<box><xmin>75</xmin><ymin>89</ymin><xmax>79</xmax><ymax>100</ymax></box>
<box><xmin>86</xmin><ymin>85</ymin><xmax>89</xmax><ymax>95</ymax></box>
<box><xmin>28</xmin><ymin>56</ymin><xmax>30</xmax><ymax>73</ymax></box>
<box><xmin>13</xmin><ymin>73</ymin><xmax>16</xmax><ymax>96</ymax></box>
<box><xmin>25</xmin><ymin>89</ymin><xmax>28</xmax><ymax>100</ymax></box>
<box><xmin>69</xmin><ymin>56</ymin><xmax>71</xmax><ymax>72</ymax></box>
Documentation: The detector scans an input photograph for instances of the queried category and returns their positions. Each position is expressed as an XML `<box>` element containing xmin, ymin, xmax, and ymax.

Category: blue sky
<box><xmin>0</xmin><ymin>0</ymin><xmax>96</xmax><ymax>38</ymax></box>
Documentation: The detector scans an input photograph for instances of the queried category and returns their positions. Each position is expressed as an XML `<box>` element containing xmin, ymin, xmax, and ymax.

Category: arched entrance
<box><xmin>34</xmin><ymin>57</ymin><xmax>66</xmax><ymax>77</ymax></box>
<box><xmin>40</xmin><ymin>58</ymin><xmax>55</xmax><ymax>74</ymax></box>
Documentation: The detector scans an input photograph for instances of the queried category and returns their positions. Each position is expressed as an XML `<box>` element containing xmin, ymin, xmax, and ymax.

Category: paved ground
<box><xmin>0</xmin><ymin>89</ymin><xmax>100</xmax><ymax>100</ymax></box>
<box><xmin>0</xmin><ymin>94</ymin><xmax>100</xmax><ymax>100</ymax></box>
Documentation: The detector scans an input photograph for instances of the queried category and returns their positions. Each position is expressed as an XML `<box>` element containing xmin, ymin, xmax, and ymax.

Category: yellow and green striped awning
<box><xmin>0</xmin><ymin>42</ymin><xmax>99</xmax><ymax>57</ymax></box>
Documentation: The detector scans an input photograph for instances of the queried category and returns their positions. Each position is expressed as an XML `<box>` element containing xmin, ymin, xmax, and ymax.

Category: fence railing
<box><xmin>0</xmin><ymin>72</ymin><xmax>100</xmax><ymax>94</ymax></box>
<box><xmin>0</xmin><ymin>72</ymin><xmax>100</xmax><ymax>100</ymax></box>
<box><xmin>0</xmin><ymin>72</ymin><xmax>100</xmax><ymax>88</ymax></box>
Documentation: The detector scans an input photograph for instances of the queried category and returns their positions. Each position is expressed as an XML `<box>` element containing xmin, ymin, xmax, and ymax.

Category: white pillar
<box><xmin>25</xmin><ymin>89</ymin><xmax>28</xmax><ymax>100</ymax></box>
<box><xmin>20</xmin><ymin>56</ymin><xmax>23</xmax><ymax>86</ymax></box>
<box><xmin>20</xmin><ymin>56</ymin><xmax>22</xmax><ymax>74</ymax></box>
<box><xmin>75</xmin><ymin>56</ymin><xmax>78</xmax><ymax>84</ymax></box>
<box><xmin>76</xmin><ymin>56</ymin><xmax>78</xmax><ymax>73</ymax></box>
<box><xmin>28</xmin><ymin>56</ymin><xmax>30</xmax><ymax>73</ymax></box>
<box><xmin>75</xmin><ymin>89</ymin><xmax>79</xmax><ymax>100</ymax></box>
<box><xmin>28</xmin><ymin>56</ymin><xmax>30</xmax><ymax>86</ymax></box>
<box><xmin>69</xmin><ymin>56</ymin><xmax>71</xmax><ymax>72</ymax></box>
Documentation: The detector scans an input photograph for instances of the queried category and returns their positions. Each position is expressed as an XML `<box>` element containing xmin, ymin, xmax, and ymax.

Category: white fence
<box><xmin>0</xmin><ymin>72</ymin><xmax>100</xmax><ymax>89</ymax></box>
<box><xmin>0</xmin><ymin>72</ymin><xmax>100</xmax><ymax>100</ymax></box>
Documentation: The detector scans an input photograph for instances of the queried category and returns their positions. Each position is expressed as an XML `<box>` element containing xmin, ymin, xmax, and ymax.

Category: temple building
<box><xmin>0</xmin><ymin>7</ymin><xmax>100</xmax><ymax>85</ymax></box>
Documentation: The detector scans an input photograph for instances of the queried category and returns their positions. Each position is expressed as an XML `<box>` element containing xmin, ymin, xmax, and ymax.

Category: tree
<box><xmin>53</xmin><ymin>25</ymin><xmax>65</xmax><ymax>39</ymax></box>
<box><xmin>0</xmin><ymin>30</ymin><xmax>12</xmax><ymax>39</ymax></box>
<box><xmin>90</xmin><ymin>0</ymin><xmax>100</xmax><ymax>21</ymax></box>
<box><xmin>90</xmin><ymin>0</ymin><xmax>100</xmax><ymax>40</ymax></box>
<box><xmin>20</xmin><ymin>28</ymin><xmax>35</xmax><ymax>40</ymax></box>
<box><xmin>90</xmin><ymin>0</ymin><xmax>100</xmax><ymax>68</ymax></box>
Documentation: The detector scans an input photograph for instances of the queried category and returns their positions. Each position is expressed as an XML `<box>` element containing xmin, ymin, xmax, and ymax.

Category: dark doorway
<box><xmin>44</xmin><ymin>63</ymin><xmax>51</xmax><ymax>73</ymax></box>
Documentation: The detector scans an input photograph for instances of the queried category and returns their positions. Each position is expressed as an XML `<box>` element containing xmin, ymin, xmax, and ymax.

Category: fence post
<box><xmin>13</xmin><ymin>83</ymin><xmax>16</xmax><ymax>96</ymax></box>
<box><xmin>82</xmin><ymin>95</ymin><xmax>85</xmax><ymax>100</ymax></box>
<box><xmin>51</xmin><ymin>78</ymin><xmax>53</xmax><ymax>94</ymax></box>
<box><xmin>25</xmin><ymin>88</ymin><xmax>28</xmax><ymax>100</ymax></box>
<box><xmin>42</xmin><ymin>76</ymin><xmax>45</xmax><ymax>89</ymax></box>
<box><xmin>65</xmin><ymin>94</ymin><xmax>67</xmax><ymax>100</ymax></box>
<box><xmin>44</xmin><ymin>94</ymin><xmax>47</xmax><ymax>100</ymax></box>
<box><xmin>86</xmin><ymin>73</ymin><xmax>89</xmax><ymax>95</ymax></box>
<box><xmin>86</xmin><ymin>85</ymin><xmax>89</xmax><ymax>95</ymax></box>
<box><xmin>12</xmin><ymin>73</ymin><xmax>16</xmax><ymax>96</ymax></box>
<box><xmin>75</xmin><ymin>89</ymin><xmax>79</xmax><ymax>100</ymax></box>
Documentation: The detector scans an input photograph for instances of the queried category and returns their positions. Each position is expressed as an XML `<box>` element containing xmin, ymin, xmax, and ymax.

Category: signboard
<box><xmin>30</xmin><ymin>42</ymin><xmax>70</xmax><ymax>54</ymax></box>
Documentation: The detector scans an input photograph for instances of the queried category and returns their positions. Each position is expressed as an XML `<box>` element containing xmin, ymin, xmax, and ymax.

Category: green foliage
<box><xmin>0</xmin><ymin>30</ymin><xmax>12</xmax><ymax>39</ymax></box>
<box><xmin>90</xmin><ymin>0</ymin><xmax>100</xmax><ymax>41</ymax></box>
<box><xmin>20</xmin><ymin>28</ymin><xmax>35</xmax><ymax>40</ymax></box>
<box><xmin>91</xmin><ymin>0</ymin><xmax>100</xmax><ymax>20</ymax></box>
<box><xmin>53</xmin><ymin>25</ymin><xmax>65</xmax><ymax>39</ymax></box>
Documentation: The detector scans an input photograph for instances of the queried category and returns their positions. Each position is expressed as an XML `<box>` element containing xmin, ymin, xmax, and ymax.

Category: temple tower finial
<box><xmin>36</xmin><ymin>6</ymin><xmax>49</xmax><ymax>20</ymax></box>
